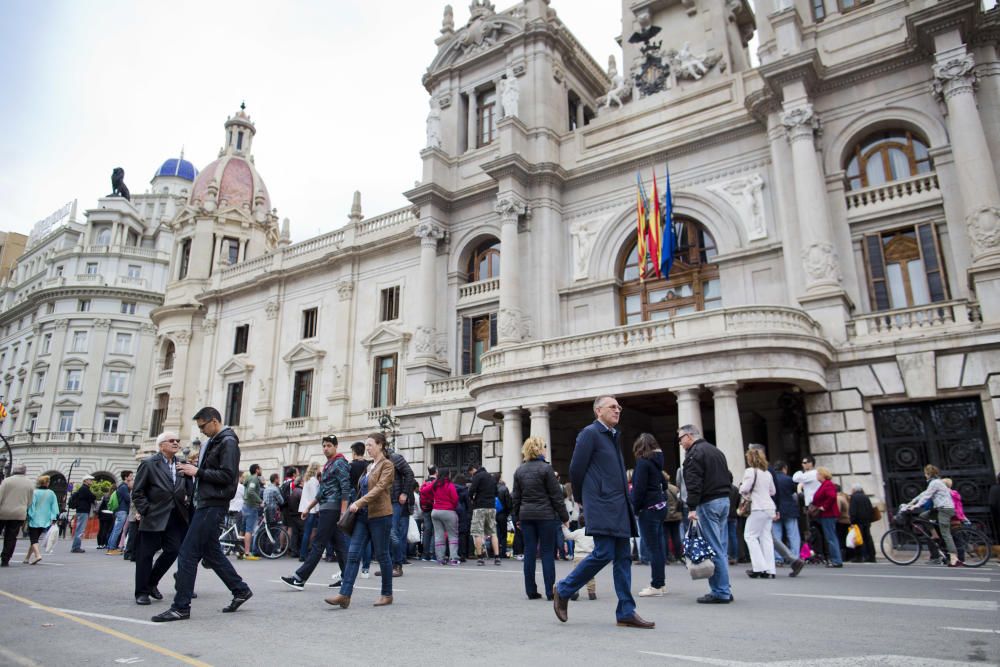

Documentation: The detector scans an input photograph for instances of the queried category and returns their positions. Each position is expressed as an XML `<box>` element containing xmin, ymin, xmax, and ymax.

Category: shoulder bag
<box><xmin>736</xmin><ymin>470</ymin><xmax>756</xmax><ymax>518</ymax></box>
<box><xmin>337</xmin><ymin>508</ymin><xmax>357</xmax><ymax>536</ymax></box>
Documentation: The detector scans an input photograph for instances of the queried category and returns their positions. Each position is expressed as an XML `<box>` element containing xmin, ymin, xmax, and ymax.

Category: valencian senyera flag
<box><xmin>635</xmin><ymin>172</ymin><xmax>649</xmax><ymax>281</ymax></box>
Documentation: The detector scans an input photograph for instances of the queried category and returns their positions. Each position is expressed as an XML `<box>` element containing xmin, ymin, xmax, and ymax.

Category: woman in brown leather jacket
<box><xmin>325</xmin><ymin>433</ymin><xmax>395</xmax><ymax>609</ymax></box>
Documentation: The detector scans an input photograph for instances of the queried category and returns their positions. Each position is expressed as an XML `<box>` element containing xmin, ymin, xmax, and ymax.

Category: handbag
<box><xmin>682</xmin><ymin>523</ymin><xmax>717</xmax><ymax>580</ymax></box>
<box><xmin>806</xmin><ymin>504</ymin><xmax>822</xmax><ymax>519</ymax></box>
<box><xmin>337</xmin><ymin>509</ymin><xmax>357</xmax><ymax>536</ymax></box>
<box><xmin>871</xmin><ymin>505</ymin><xmax>882</xmax><ymax>522</ymax></box>
<box><xmin>737</xmin><ymin>470</ymin><xmax>756</xmax><ymax>518</ymax></box>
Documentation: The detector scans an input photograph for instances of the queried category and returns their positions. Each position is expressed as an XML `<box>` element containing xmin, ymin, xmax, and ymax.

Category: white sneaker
<box><xmin>361</xmin><ymin>569</ymin><xmax>370</xmax><ymax>579</ymax></box>
<box><xmin>638</xmin><ymin>586</ymin><xmax>665</xmax><ymax>597</ymax></box>
<box><xmin>330</xmin><ymin>570</ymin><xmax>341</xmax><ymax>580</ymax></box>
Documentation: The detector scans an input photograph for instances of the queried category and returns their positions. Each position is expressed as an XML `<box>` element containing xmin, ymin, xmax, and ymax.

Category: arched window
<box><xmin>162</xmin><ymin>341</ymin><xmax>175</xmax><ymax>371</ymax></box>
<box><xmin>619</xmin><ymin>219</ymin><xmax>720</xmax><ymax>325</ymax></box>
<box><xmin>95</xmin><ymin>227</ymin><xmax>112</xmax><ymax>246</ymax></box>
<box><xmin>466</xmin><ymin>239</ymin><xmax>500</xmax><ymax>282</ymax></box>
<box><xmin>845</xmin><ymin>130</ymin><xmax>933</xmax><ymax>191</ymax></box>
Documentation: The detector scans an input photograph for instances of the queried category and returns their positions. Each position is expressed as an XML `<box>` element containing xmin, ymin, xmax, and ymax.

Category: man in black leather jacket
<box><xmin>152</xmin><ymin>407</ymin><xmax>253</xmax><ymax>622</ymax></box>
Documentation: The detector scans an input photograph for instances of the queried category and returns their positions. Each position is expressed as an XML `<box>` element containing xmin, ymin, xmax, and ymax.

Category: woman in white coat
<box><xmin>740</xmin><ymin>445</ymin><xmax>777</xmax><ymax>579</ymax></box>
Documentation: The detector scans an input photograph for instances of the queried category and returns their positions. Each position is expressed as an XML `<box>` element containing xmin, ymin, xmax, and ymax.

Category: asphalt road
<box><xmin>0</xmin><ymin>537</ymin><xmax>997</xmax><ymax>667</ymax></box>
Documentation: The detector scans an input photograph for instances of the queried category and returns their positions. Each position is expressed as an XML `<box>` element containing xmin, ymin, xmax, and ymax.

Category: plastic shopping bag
<box><xmin>44</xmin><ymin>525</ymin><xmax>58</xmax><ymax>553</ymax></box>
<box><xmin>407</xmin><ymin>516</ymin><xmax>421</xmax><ymax>544</ymax></box>
<box><xmin>846</xmin><ymin>523</ymin><xmax>862</xmax><ymax>549</ymax></box>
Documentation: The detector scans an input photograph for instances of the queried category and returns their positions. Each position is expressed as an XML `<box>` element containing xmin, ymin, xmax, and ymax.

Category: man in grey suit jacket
<box><xmin>132</xmin><ymin>432</ymin><xmax>191</xmax><ymax>605</ymax></box>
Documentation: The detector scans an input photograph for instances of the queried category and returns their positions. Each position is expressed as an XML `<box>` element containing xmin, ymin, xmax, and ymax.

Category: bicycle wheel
<box><xmin>880</xmin><ymin>528</ymin><xmax>921</xmax><ymax>565</ymax></box>
<box><xmin>953</xmin><ymin>528</ymin><xmax>991</xmax><ymax>568</ymax></box>
<box><xmin>257</xmin><ymin>524</ymin><xmax>289</xmax><ymax>559</ymax></box>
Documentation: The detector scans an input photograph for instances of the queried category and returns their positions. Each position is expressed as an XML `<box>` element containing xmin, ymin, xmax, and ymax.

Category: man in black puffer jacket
<box><xmin>153</xmin><ymin>407</ymin><xmax>252</xmax><ymax>622</ymax></box>
<box><xmin>468</xmin><ymin>465</ymin><xmax>500</xmax><ymax>566</ymax></box>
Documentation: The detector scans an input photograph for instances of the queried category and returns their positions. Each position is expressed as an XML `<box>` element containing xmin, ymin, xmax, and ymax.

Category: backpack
<box><xmin>419</xmin><ymin>481</ymin><xmax>434</xmax><ymax>513</ymax></box>
<box><xmin>107</xmin><ymin>490</ymin><xmax>120</xmax><ymax>512</ymax></box>
<box><xmin>494</xmin><ymin>495</ymin><xmax>504</xmax><ymax>514</ymax></box>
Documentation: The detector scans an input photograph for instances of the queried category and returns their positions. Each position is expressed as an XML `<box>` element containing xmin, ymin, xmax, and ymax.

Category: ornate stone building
<box><xmin>137</xmin><ymin>0</ymin><xmax>998</xmax><ymax>537</ymax></box>
<box><xmin>0</xmin><ymin>159</ymin><xmax>192</xmax><ymax>498</ymax></box>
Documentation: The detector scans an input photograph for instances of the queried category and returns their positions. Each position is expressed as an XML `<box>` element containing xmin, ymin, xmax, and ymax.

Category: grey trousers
<box><xmin>431</xmin><ymin>509</ymin><xmax>458</xmax><ymax>561</ymax></box>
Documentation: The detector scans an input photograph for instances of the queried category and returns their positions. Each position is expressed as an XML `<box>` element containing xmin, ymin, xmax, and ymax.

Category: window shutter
<box><xmin>461</xmin><ymin>318</ymin><xmax>472</xmax><ymax>375</ymax></box>
<box><xmin>864</xmin><ymin>234</ymin><xmax>891</xmax><ymax>311</ymax></box>
<box><xmin>916</xmin><ymin>223</ymin><xmax>947</xmax><ymax>303</ymax></box>
<box><xmin>489</xmin><ymin>312</ymin><xmax>498</xmax><ymax>346</ymax></box>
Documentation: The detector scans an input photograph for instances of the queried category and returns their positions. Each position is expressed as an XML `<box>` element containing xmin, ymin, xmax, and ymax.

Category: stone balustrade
<box><xmin>844</xmin><ymin>173</ymin><xmax>940</xmax><ymax>212</ymax></box>
<box><xmin>75</xmin><ymin>273</ymin><xmax>104</xmax><ymax>284</ymax></box>
<box><xmin>284</xmin><ymin>230</ymin><xmax>345</xmax><ymax>259</ymax></box>
<box><xmin>458</xmin><ymin>277</ymin><xmax>500</xmax><ymax>301</ymax></box>
<box><xmin>114</xmin><ymin>275</ymin><xmax>148</xmax><ymax>289</ymax></box>
<box><xmin>284</xmin><ymin>418</ymin><xmax>309</xmax><ymax>431</ymax></box>
<box><xmin>357</xmin><ymin>206</ymin><xmax>418</xmax><ymax>236</ymax></box>
<box><xmin>7</xmin><ymin>430</ymin><xmax>143</xmax><ymax>446</ymax></box>
<box><xmin>481</xmin><ymin>306</ymin><xmax>823</xmax><ymax>373</ymax></box>
<box><xmin>427</xmin><ymin>376</ymin><xmax>470</xmax><ymax>396</ymax></box>
<box><xmin>847</xmin><ymin>299</ymin><xmax>981</xmax><ymax>339</ymax></box>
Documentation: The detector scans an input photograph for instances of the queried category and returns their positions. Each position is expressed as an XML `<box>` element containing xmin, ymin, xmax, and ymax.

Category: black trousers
<box><xmin>1</xmin><ymin>519</ymin><xmax>22</xmax><ymax>565</ymax></box>
<box><xmin>497</xmin><ymin>513</ymin><xmax>509</xmax><ymax>557</ymax></box>
<box><xmin>296</xmin><ymin>509</ymin><xmax>347</xmax><ymax>582</ymax></box>
<box><xmin>134</xmin><ymin>509</ymin><xmax>188</xmax><ymax>596</ymax></box>
<box><xmin>172</xmin><ymin>506</ymin><xmax>249</xmax><ymax>611</ymax></box>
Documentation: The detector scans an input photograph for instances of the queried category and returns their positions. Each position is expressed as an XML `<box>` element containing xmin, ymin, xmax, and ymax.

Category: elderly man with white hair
<box><xmin>131</xmin><ymin>432</ymin><xmax>193</xmax><ymax>605</ymax></box>
<box><xmin>848</xmin><ymin>482</ymin><xmax>877</xmax><ymax>563</ymax></box>
<box><xmin>0</xmin><ymin>464</ymin><xmax>36</xmax><ymax>566</ymax></box>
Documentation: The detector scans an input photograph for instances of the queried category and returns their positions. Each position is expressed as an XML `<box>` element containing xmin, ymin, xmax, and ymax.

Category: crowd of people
<box><xmin>1</xmin><ymin>395</ymin><xmax>998</xmax><ymax>629</ymax></box>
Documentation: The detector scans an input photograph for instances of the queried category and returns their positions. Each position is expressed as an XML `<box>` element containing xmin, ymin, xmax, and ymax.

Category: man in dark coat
<box><xmin>70</xmin><ymin>476</ymin><xmax>96</xmax><ymax>553</ymax></box>
<box><xmin>848</xmin><ymin>483</ymin><xmax>876</xmax><ymax>563</ymax></box>
<box><xmin>388</xmin><ymin>450</ymin><xmax>415</xmax><ymax>576</ymax></box>
<box><xmin>681</xmin><ymin>424</ymin><xmax>732</xmax><ymax>603</ymax></box>
<box><xmin>132</xmin><ymin>432</ymin><xmax>192</xmax><ymax>605</ymax></box>
<box><xmin>553</xmin><ymin>395</ymin><xmax>653</xmax><ymax>629</ymax></box>
<box><xmin>771</xmin><ymin>460</ymin><xmax>801</xmax><ymax>562</ymax></box>
<box><xmin>152</xmin><ymin>407</ymin><xmax>252</xmax><ymax>622</ymax></box>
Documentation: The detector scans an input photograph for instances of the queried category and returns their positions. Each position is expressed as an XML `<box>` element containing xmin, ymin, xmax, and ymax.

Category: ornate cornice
<box><xmin>757</xmin><ymin>49</ymin><xmax>824</xmax><ymax>98</ymax></box>
<box><xmin>0</xmin><ymin>285</ymin><xmax>164</xmax><ymax>324</ymax></box>
<box><xmin>905</xmin><ymin>0</ymin><xmax>980</xmax><ymax>54</ymax></box>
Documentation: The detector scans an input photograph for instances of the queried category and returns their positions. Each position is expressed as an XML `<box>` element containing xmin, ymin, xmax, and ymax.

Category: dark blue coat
<box><xmin>569</xmin><ymin>421</ymin><xmax>637</xmax><ymax>538</ymax></box>
<box><xmin>772</xmin><ymin>470</ymin><xmax>799</xmax><ymax>519</ymax></box>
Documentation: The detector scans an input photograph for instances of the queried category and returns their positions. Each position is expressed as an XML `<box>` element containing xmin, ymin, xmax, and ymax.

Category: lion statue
<box><xmin>110</xmin><ymin>167</ymin><xmax>130</xmax><ymax>201</ymax></box>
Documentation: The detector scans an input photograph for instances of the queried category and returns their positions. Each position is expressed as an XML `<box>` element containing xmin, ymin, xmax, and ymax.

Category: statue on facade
<box><xmin>499</xmin><ymin>67</ymin><xmax>519</xmax><ymax>119</ymax></box>
<box><xmin>601</xmin><ymin>55</ymin><xmax>630</xmax><ymax>110</ymax></box>
<box><xmin>426</xmin><ymin>97</ymin><xmax>442</xmax><ymax>149</ymax></box>
<box><xmin>110</xmin><ymin>168</ymin><xmax>130</xmax><ymax>201</ymax></box>
<box><xmin>441</xmin><ymin>4</ymin><xmax>455</xmax><ymax>34</ymax></box>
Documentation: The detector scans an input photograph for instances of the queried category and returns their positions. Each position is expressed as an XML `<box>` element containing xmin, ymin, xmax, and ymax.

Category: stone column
<box><xmin>467</xmin><ymin>91</ymin><xmax>478</xmax><ymax>152</ymax></box>
<box><xmin>496</xmin><ymin>194</ymin><xmax>528</xmax><ymax>345</ymax></box>
<box><xmin>527</xmin><ymin>404</ymin><xmax>551</xmax><ymax>447</ymax></box>
<box><xmin>412</xmin><ymin>221</ymin><xmax>446</xmax><ymax>360</ymax></box>
<box><xmin>709</xmin><ymin>382</ymin><xmax>744</xmax><ymax>479</ymax></box>
<box><xmin>672</xmin><ymin>386</ymin><xmax>703</xmax><ymax>432</ymax></box>
<box><xmin>781</xmin><ymin>101</ymin><xmax>842</xmax><ymax>295</ymax></box>
<box><xmin>500</xmin><ymin>408</ymin><xmax>523</xmax><ymax>489</ymax></box>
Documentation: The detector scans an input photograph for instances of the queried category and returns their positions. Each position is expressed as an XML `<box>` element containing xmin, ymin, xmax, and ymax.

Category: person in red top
<box><xmin>418</xmin><ymin>467</ymin><xmax>437</xmax><ymax>561</ymax></box>
<box><xmin>811</xmin><ymin>467</ymin><xmax>843</xmax><ymax>567</ymax></box>
<box><xmin>430</xmin><ymin>470</ymin><xmax>460</xmax><ymax>564</ymax></box>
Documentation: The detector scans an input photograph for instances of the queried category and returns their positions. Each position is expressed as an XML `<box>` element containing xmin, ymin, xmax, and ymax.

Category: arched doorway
<box><xmin>45</xmin><ymin>471</ymin><xmax>68</xmax><ymax>508</ymax></box>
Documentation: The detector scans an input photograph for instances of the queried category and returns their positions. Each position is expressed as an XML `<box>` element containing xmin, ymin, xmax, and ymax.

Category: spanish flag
<box><xmin>650</xmin><ymin>170</ymin><xmax>663</xmax><ymax>278</ymax></box>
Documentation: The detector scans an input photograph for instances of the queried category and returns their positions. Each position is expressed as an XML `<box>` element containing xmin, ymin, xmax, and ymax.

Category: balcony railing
<box><xmin>427</xmin><ymin>376</ymin><xmax>471</xmax><ymax>396</ymax></box>
<box><xmin>844</xmin><ymin>173</ymin><xmax>940</xmax><ymax>211</ymax></box>
<box><xmin>458</xmin><ymin>277</ymin><xmax>500</xmax><ymax>301</ymax></box>
<box><xmin>481</xmin><ymin>306</ymin><xmax>824</xmax><ymax>373</ymax></box>
<box><xmin>8</xmin><ymin>431</ymin><xmax>143</xmax><ymax>446</ymax></box>
<box><xmin>284</xmin><ymin>418</ymin><xmax>311</xmax><ymax>432</ymax></box>
<box><xmin>847</xmin><ymin>300</ymin><xmax>981</xmax><ymax>339</ymax></box>
<box><xmin>115</xmin><ymin>275</ymin><xmax>148</xmax><ymax>289</ymax></box>
<box><xmin>356</xmin><ymin>206</ymin><xmax>418</xmax><ymax>236</ymax></box>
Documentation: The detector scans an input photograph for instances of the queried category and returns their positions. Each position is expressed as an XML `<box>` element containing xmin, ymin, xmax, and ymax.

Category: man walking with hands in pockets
<box><xmin>553</xmin><ymin>396</ymin><xmax>653</xmax><ymax>629</ymax></box>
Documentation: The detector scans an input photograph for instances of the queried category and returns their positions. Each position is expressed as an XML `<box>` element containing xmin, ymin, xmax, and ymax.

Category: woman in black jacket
<box><xmin>454</xmin><ymin>476</ymin><xmax>472</xmax><ymax>561</ymax></box>
<box><xmin>630</xmin><ymin>433</ymin><xmax>668</xmax><ymax>597</ymax></box>
<box><xmin>512</xmin><ymin>437</ymin><xmax>569</xmax><ymax>600</ymax></box>
<box><xmin>848</xmin><ymin>483</ymin><xmax>876</xmax><ymax>563</ymax></box>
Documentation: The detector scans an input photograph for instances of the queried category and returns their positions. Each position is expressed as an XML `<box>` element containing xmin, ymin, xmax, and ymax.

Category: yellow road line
<box><xmin>0</xmin><ymin>590</ymin><xmax>213</xmax><ymax>667</ymax></box>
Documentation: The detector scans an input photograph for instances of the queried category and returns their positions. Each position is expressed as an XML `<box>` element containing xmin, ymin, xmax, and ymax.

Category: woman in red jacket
<box><xmin>811</xmin><ymin>468</ymin><xmax>843</xmax><ymax>567</ymax></box>
<box><xmin>430</xmin><ymin>470</ymin><xmax>460</xmax><ymax>565</ymax></box>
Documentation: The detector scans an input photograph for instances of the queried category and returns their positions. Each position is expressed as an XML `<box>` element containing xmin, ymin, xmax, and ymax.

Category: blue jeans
<box><xmin>637</xmin><ymin>507</ymin><xmax>667</xmax><ymax>589</ymax></box>
<box><xmin>172</xmin><ymin>506</ymin><xmax>250</xmax><ymax>611</ymax></box>
<box><xmin>817</xmin><ymin>517</ymin><xmax>843</xmax><ymax>565</ymax></box>
<box><xmin>72</xmin><ymin>511</ymin><xmax>89</xmax><ymax>550</ymax></box>
<box><xmin>107</xmin><ymin>510</ymin><xmax>128</xmax><ymax>550</ymax></box>
<box><xmin>557</xmin><ymin>535</ymin><xmax>636</xmax><ymax>621</ymax></box>
<box><xmin>520</xmin><ymin>519</ymin><xmax>559</xmax><ymax>598</ymax></box>
<box><xmin>242</xmin><ymin>507</ymin><xmax>260</xmax><ymax>533</ymax></box>
<box><xmin>727</xmin><ymin>518</ymin><xmax>739</xmax><ymax>560</ymax></box>
<box><xmin>421</xmin><ymin>515</ymin><xmax>434</xmax><ymax>559</ymax></box>
<box><xmin>696</xmin><ymin>497</ymin><xmax>731</xmax><ymax>600</ymax></box>
<box><xmin>300</xmin><ymin>512</ymin><xmax>317</xmax><ymax>558</ymax></box>
<box><xmin>340</xmin><ymin>513</ymin><xmax>392</xmax><ymax>597</ymax></box>
<box><xmin>772</xmin><ymin>516</ymin><xmax>801</xmax><ymax>562</ymax></box>
<box><xmin>390</xmin><ymin>503</ymin><xmax>408</xmax><ymax>565</ymax></box>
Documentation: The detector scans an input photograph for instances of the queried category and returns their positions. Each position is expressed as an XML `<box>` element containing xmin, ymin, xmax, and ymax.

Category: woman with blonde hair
<box><xmin>810</xmin><ymin>467</ymin><xmax>843</xmax><ymax>567</ymax></box>
<box><xmin>297</xmin><ymin>462</ymin><xmax>322</xmax><ymax>561</ymax></box>
<box><xmin>907</xmin><ymin>464</ymin><xmax>959</xmax><ymax>566</ymax></box>
<box><xmin>512</xmin><ymin>437</ymin><xmax>569</xmax><ymax>600</ymax></box>
<box><xmin>26</xmin><ymin>475</ymin><xmax>60</xmax><ymax>564</ymax></box>
<box><xmin>739</xmin><ymin>446</ymin><xmax>777</xmax><ymax>578</ymax></box>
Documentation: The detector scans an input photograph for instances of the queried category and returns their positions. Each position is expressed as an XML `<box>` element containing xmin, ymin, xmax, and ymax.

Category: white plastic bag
<box><xmin>407</xmin><ymin>516</ymin><xmax>420</xmax><ymax>544</ymax></box>
<box><xmin>44</xmin><ymin>525</ymin><xmax>58</xmax><ymax>553</ymax></box>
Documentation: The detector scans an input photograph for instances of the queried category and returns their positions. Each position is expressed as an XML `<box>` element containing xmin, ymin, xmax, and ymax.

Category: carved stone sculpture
<box><xmin>110</xmin><ymin>168</ymin><xmax>130</xmax><ymax>201</ymax></box>
<box><xmin>498</xmin><ymin>307</ymin><xmax>523</xmax><ymax>341</ymax></box>
<box><xmin>801</xmin><ymin>241</ymin><xmax>842</xmax><ymax>285</ymax></box>
<box><xmin>967</xmin><ymin>205</ymin><xmax>1000</xmax><ymax>260</ymax></box>
<box><xmin>709</xmin><ymin>175</ymin><xmax>766</xmax><ymax>241</ymax></box>
<box><xmin>932</xmin><ymin>54</ymin><xmax>976</xmax><ymax>100</ymax></box>
<box><xmin>668</xmin><ymin>42</ymin><xmax>723</xmax><ymax>81</ymax></box>
<box><xmin>413</xmin><ymin>325</ymin><xmax>435</xmax><ymax>355</ymax></box>
<box><xmin>602</xmin><ymin>55</ymin><xmax>631</xmax><ymax>109</ymax></box>
<box><xmin>425</xmin><ymin>97</ymin><xmax>442</xmax><ymax>149</ymax></box>
<box><xmin>495</xmin><ymin>195</ymin><xmax>527</xmax><ymax>223</ymax></box>
<box><xmin>441</xmin><ymin>4</ymin><xmax>455</xmax><ymax>34</ymax></box>
<box><xmin>415</xmin><ymin>220</ymin><xmax>446</xmax><ymax>242</ymax></box>
<box><xmin>781</xmin><ymin>104</ymin><xmax>818</xmax><ymax>142</ymax></box>
<box><xmin>265</xmin><ymin>299</ymin><xmax>280</xmax><ymax>320</ymax></box>
<box><xmin>570</xmin><ymin>221</ymin><xmax>598</xmax><ymax>280</ymax></box>
<box><xmin>498</xmin><ymin>67</ymin><xmax>519</xmax><ymax>119</ymax></box>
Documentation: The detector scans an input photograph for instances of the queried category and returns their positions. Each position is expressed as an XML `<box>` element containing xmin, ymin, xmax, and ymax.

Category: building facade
<box><xmin>126</xmin><ymin>0</ymin><xmax>998</xmax><ymax>541</ymax></box>
<box><xmin>0</xmin><ymin>159</ymin><xmax>194</xmax><ymax>498</ymax></box>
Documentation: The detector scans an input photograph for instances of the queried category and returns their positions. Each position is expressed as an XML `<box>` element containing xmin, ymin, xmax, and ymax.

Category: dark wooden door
<box><xmin>434</xmin><ymin>443</ymin><xmax>482</xmax><ymax>474</ymax></box>
<box><xmin>874</xmin><ymin>398</ymin><xmax>996</xmax><ymax>540</ymax></box>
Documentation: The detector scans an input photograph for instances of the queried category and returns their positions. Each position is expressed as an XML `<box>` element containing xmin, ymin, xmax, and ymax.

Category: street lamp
<box><xmin>64</xmin><ymin>457</ymin><xmax>82</xmax><ymax>510</ymax></box>
<box><xmin>377</xmin><ymin>412</ymin><xmax>400</xmax><ymax>450</ymax></box>
<box><xmin>0</xmin><ymin>431</ymin><xmax>12</xmax><ymax>481</ymax></box>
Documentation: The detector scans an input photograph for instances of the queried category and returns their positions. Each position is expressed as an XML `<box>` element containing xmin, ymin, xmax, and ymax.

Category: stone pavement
<box><xmin>0</xmin><ymin>538</ymin><xmax>997</xmax><ymax>666</ymax></box>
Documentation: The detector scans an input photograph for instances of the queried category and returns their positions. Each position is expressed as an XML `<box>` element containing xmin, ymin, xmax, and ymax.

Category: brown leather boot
<box><xmin>324</xmin><ymin>594</ymin><xmax>351</xmax><ymax>609</ymax></box>
<box><xmin>392</xmin><ymin>565</ymin><xmax>403</xmax><ymax>577</ymax></box>
<box><xmin>373</xmin><ymin>595</ymin><xmax>393</xmax><ymax>607</ymax></box>
<box><xmin>552</xmin><ymin>584</ymin><xmax>568</xmax><ymax>622</ymax></box>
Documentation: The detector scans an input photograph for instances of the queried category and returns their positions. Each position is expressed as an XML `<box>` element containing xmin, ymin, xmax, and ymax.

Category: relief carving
<box><xmin>967</xmin><ymin>205</ymin><xmax>1000</xmax><ymax>259</ymax></box>
<box><xmin>569</xmin><ymin>220</ymin><xmax>598</xmax><ymax>281</ymax></box>
<box><xmin>708</xmin><ymin>174</ymin><xmax>766</xmax><ymax>241</ymax></box>
<box><xmin>801</xmin><ymin>242</ymin><xmax>842</xmax><ymax>285</ymax></box>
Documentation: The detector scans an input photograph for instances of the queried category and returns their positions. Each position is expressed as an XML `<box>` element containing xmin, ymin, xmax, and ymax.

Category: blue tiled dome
<box><xmin>154</xmin><ymin>157</ymin><xmax>198</xmax><ymax>182</ymax></box>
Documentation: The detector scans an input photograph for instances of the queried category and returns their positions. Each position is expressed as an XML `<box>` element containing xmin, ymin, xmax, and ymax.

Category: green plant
<box><xmin>90</xmin><ymin>480</ymin><xmax>113</xmax><ymax>498</ymax></box>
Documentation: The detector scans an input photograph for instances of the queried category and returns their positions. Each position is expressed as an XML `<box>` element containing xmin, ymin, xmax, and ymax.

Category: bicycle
<box><xmin>880</xmin><ymin>505</ymin><xmax>992</xmax><ymax>568</ymax></box>
<box><xmin>218</xmin><ymin>512</ymin><xmax>245</xmax><ymax>558</ymax></box>
<box><xmin>254</xmin><ymin>511</ymin><xmax>290</xmax><ymax>559</ymax></box>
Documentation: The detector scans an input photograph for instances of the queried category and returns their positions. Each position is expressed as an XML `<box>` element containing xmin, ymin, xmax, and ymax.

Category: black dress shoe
<box><xmin>527</xmin><ymin>592</ymin><xmax>542</xmax><ymax>600</ymax></box>
<box><xmin>790</xmin><ymin>559</ymin><xmax>805</xmax><ymax>577</ymax></box>
<box><xmin>149</xmin><ymin>587</ymin><xmax>163</xmax><ymax>600</ymax></box>
<box><xmin>191</xmin><ymin>592</ymin><xmax>198</xmax><ymax>599</ymax></box>
<box><xmin>135</xmin><ymin>595</ymin><xmax>151</xmax><ymax>605</ymax></box>
<box><xmin>745</xmin><ymin>569</ymin><xmax>760</xmax><ymax>579</ymax></box>
<box><xmin>696</xmin><ymin>594</ymin><xmax>733</xmax><ymax>604</ymax></box>
<box><xmin>222</xmin><ymin>588</ymin><xmax>253</xmax><ymax>613</ymax></box>
<box><xmin>616</xmin><ymin>613</ymin><xmax>655</xmax><ymax>629</ymax></box>
<box><xmin>825</xmin><ymin>563</ymin><xmax>843</xmax><ymax>568</ymax></box>
<box><xmin>151</xmin><ymin>608</ymin><xmax>190</xmax><ymax>622</ymax></box>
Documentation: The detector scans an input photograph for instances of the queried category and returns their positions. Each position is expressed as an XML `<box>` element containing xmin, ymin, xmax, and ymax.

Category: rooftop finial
<box><xmin>240</xmin><ymin>100</ymin><xmax>246</xmax><ymax>111</ymax></box>
<box><xmin>179</xmin><ymin>145</ymin><xmax>185</xmax><ymax>160</ymax></box>
<box><xmin>349</xmin><ymin>190</ymin><xmax>363</xmax><ymax>224</ymax></box>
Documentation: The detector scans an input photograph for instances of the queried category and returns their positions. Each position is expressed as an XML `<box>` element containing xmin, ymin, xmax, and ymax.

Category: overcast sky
<box><xmin>0</xmin><ymin>1</ymin><xmax>624</xmax><ymax>242</ymax></box>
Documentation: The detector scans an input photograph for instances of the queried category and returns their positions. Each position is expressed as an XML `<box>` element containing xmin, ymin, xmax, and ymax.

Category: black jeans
<box><xmin>497</xmin><ymin>513</ymin><xmax>509</xmax><ymax>557</ymax></box>
<box><xmin>1</xmin><ymin>519</ymin><xmax>22</xmax><ymax>565</ymax></box>
<box><xmin>135</xmin><ymin>509</ymin><xmax>187</xmax><ymax>596</ymax></box>
<box><xmin>296</xmin><ymin>509</ymin><xmax>347</xmax><ymax>582</ymax></box>
<box><xmin>520</xmin><ymin>519</ymin><xmax>559</xmax><ymax>598</ymax></box>
<box><xmin>172</xmin><ymin>506</ymin><xmax>249</xmax><ymax>611</ymax></box>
